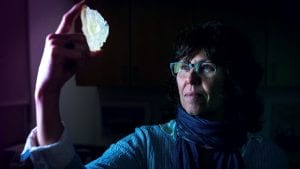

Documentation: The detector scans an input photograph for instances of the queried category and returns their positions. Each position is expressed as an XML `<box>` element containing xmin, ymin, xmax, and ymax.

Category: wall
<box><xmin>0</xmin><ymin>0</ymin><xmax>31</xmax><ymax>148</ymax></box>
<box><xmin>28</xmin><ymin>0</ymin><xmax>102</xmax><ymax>145</ymax></box>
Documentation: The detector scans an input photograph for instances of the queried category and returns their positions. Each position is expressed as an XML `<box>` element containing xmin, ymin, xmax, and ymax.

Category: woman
<box><xmin>21</xmin><ymin>1</ymin><xmax>289</xmax><ymax>169</ymax></box>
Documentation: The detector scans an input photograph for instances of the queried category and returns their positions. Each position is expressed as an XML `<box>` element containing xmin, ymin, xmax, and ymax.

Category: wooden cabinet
<box><xmin>76</xmin><ymin>0</ymin><xmax>208</xmax><ymax>86</ymax></box>
<box><xmin>266</xmin><ymin>18</ymin><xmax>300</xmax><ymax>87</ymax></box>
<box><xmin>76</xmin><ymin>1</ymin><xmax>131</xmax><ymax>86</ymax></box>
<box><xmin>76</xmin><ymin>0</ymin><xmax>300</xmax><ymax>88</ymax></box>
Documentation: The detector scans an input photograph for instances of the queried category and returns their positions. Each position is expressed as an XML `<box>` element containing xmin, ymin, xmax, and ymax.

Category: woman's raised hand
<box><xmin>35</xmin><ymin>1</ymin><xmax>88</xmax><ymax>146</ymax></box>
<box><xmin>35</xmin><ymin>0</ymin><xmax>88</xmax><ymax>97</ymax></box>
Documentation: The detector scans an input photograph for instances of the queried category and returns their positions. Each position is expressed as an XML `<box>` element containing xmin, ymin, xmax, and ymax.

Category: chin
<box><xmin>184</xmin><ymin>105</ymin><xmax>204</xmax><ymax>116</ymax></box>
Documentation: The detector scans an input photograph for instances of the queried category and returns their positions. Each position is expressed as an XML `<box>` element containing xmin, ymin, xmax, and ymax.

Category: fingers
<box><xmin>49</xmin><ymin>33</ymin><xmax>87</xmax><ymax>42</ymax></box>
<box><xmin>47</xmin><ymin>34</ymin><xmax>89</xmax><ymax>58</ymax></box>
<box><xmin>49</xmin><ymin>44</ymin><xmax>84</xmax><ymax>73</ymax></box>
<box><xmin>52</xmin><ymin>46</ymin><xmax>85</xmax><ymax>60</ymax></box>
<box><xmin>56</xmin><ymin>0</ymin><xmax>85</xmax><ymax>34</ymax></box>
<box><xmin>48</xmin><ymin>34</ymin><xmax>89</xmax><ymax>52</ymax></box>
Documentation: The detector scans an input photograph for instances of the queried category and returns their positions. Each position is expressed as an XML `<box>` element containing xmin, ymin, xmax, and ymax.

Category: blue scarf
<box><xmin>173</xmin><ymin>106</ymin><xmax>246</xmax><ymax>169</ymax></box>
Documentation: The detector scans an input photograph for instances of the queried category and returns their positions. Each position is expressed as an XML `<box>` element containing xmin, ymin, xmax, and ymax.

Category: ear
<box><xmin>224</xmin><ymin>68</ymin><xmax>243</xmax><ymax>97</ymax></box>
<box><xmin>225</xmin><ymin>68</ymin><xmax>231</xmax><ymax>78</ymax></box>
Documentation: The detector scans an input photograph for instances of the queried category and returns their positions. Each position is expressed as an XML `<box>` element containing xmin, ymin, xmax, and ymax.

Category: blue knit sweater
<box><xmin>22</xmin><ymin>120</ymin><xmax>289</xmax><ymax>169</ymax></box>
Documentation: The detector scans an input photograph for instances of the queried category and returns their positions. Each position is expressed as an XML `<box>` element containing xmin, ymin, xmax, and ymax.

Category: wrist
<box><xmin>34</xmin><ymin>84</ymin><xmax>61</xmax><ymax>101</ymax></box>
<box><xmin>35</xmin><ymin>85</ymin><xmax>64</xmax><ymax>146</ymax></box>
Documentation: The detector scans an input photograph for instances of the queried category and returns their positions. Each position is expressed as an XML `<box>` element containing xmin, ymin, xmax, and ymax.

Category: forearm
<box><xmin>21</xmin><ymin>127</ymin><xmax>80</xmax><ymax>169</ymax></box>
<box><xmin>33</xmin><ymin>0</ymin><xmax>87</xmax><ymax>147</ymax></box>
<box><xmin>35</xmin><ymin>89</ymin><xmax>64</xmax><ymax>146</ymax></box>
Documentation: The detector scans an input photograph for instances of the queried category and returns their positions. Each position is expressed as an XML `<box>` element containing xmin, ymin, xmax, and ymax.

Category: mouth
<box><xmin>184</xmin><ymin>92</ymin><xmax>206</xmax><ymax>102</ymax></box>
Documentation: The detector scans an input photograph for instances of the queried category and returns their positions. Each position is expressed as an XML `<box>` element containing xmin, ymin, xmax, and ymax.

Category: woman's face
<box><xmin>176</xmin><ymin>53</ymin><xmax>227</xmax><ymax>120</ymax></box>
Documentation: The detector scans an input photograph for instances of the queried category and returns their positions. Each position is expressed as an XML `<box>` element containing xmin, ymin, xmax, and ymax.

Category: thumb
<box><xmin>55</xmin><ymin>0</ymin><xmax>85</xmax><ymax>34</ymax></box>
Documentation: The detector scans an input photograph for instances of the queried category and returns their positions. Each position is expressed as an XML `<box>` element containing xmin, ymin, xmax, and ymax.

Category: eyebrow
<box><xmin>190</xmin><ymin>59</ymin><xmax>212</xmax><ymax>64</ymax></box>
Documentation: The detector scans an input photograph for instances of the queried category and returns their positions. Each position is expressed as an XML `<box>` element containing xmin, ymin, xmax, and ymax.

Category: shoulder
<box><xmin>243</xmin><ymin>134</ymin><xmax>286</xmax><ymax>155</ymax></box>
<box><xmin>159</xmin><ymin>119</ymin><xmax>177</xmax><ymax>139</ymax></box>
<box><xmin>242</xmin><ymin>134</ymin><xmax>289</xmax><ymax>169</ymax></box>
<box><xmin>113</xmin><ymin>120</ymin><xmax>175</xmax><ymax>147</ymax></box>
<box><xmin>132</xmin><ymin>119</ymin><xmax>176</xmax><ymax>141</ymax></box>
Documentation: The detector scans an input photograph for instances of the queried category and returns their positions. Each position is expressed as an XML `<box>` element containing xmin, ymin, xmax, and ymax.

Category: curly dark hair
<box><xmin>167</xmin><ymin>20</ymin><xmax>264</xmax><ymax>133</ymax></box>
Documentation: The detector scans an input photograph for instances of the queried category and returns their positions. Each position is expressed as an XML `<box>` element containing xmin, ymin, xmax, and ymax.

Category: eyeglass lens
<box><xmin>171</xmin><ymin>61</ymin><xmax>216</xmax><ymax>78</ymax></box>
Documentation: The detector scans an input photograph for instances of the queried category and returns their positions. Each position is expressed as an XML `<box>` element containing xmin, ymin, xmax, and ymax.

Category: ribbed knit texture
<box><xmin>83</xmin><ymin>120</ymin><xmax>289</xmax><ymax>169</ymax></box>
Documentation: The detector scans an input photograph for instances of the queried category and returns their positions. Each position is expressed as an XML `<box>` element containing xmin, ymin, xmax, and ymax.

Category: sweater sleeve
<box><xmin>21</xmin><ymin>126</ymin><xmax>150</xmax><ymax>169</ymax></box>
<box><xmin>21</xmin><ymin>127</ymin><xmax>82</xmax><ymax>169</ymax></box>
<box><xmin>85</xmin><ymin>127</ymin><xmax>147</xmax><ymax>169</ymax></box>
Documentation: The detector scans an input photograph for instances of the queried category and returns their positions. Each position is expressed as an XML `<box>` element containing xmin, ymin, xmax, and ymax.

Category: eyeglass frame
<box><xmin>169</xmin><ymin>60</ymin><xmax>217</xmax><ymax>78</ymax></box>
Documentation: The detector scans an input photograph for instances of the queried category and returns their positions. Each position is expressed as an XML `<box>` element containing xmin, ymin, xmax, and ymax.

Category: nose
<box><xmin>186</xmin><ymin>69</ymin><xmax>201</xmax><ymax>85</ymax></box>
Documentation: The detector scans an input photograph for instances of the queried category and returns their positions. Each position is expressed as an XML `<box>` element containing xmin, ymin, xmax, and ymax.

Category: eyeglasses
<box><xmin>169</xmin><ymin>61</ymin><xmax>217</xmax><ymax>78</ymax></box>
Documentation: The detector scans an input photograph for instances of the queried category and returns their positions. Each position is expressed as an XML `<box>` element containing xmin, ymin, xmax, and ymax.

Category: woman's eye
<box><xmin>202</xmin><ymin>64</ymin><xmax>215</xmax><ymax>73</ymax></box>
<box><xmin>180</xmin><ymin>64</ymin><xmax>190</xmax><ymax>71</ymax></box>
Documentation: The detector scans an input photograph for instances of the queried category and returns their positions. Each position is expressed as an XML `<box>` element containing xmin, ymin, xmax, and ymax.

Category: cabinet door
<box><xmin>76</xmin><ymin>1</ymin><xmax>131</xmax><ymax>86</ymax></box>
<box><xmin>130</xmin><ymin>1</ymin><xmax>208</xmax><ymax>86</ymax></box>
<box><xmin>77</xmin><ymin>1</ymin><xmax>207</xmax><ymax>86</ymax></box>
<box><xmin>267</xmin><ymin>19</ymin><xmax>300</xmax><ymax>87</ymax></box>
<box><xmin>130</xmin><ymin>1</ymin><xmax>171</xmax><ymax>86</ymax></box>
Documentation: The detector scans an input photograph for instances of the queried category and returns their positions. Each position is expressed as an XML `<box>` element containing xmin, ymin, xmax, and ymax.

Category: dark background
<box><xmin>0</xmin><ymin>0</ymin><xmax>299</xmax><ymax>168</ymax></box>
